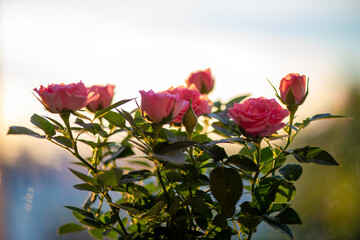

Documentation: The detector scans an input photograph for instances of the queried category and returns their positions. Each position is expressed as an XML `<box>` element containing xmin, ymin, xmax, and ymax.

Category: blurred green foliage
<box><xmin>290</xmin><ymin>85</ymin><xmax>360</xmax><ymax>239</ymax></box>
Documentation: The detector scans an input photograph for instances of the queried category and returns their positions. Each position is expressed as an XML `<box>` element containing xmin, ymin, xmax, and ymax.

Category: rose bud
<box><xmin>139</xmin><ymin>90</ymin><xmax>187</xmax><ymax>124</ymax></box>
<box><xmin>34</xmin><ymin>81</ymin><xmax>99</xmax><ymax>113</ymax></box>
<box><xmin>86</xmin><ymin>84</ymin><xmax>115</xmax><ymax>112</ymax></box>
<box><xmin>181</xmin><ymin>100</ymin><xmax>198</xmax><ymax>139</ymax></box>
<box><xmin>279</xmin><ymin>73</ymin><xmax>307</xmax><ymax>107</ymax></box>
<box><xmin>227</xmin><ymin>97</ymin><xmax>289</xmax><ymax>139</ymax></box>
<box><xmin>185</xmin><ymin>68</ymin><xmax>214</xmax><ymax>94</ymax></box>
<box><xmin>163</xmin><ymin>85</ymin><xmax>213</xmax><ymax>124</ymax></box>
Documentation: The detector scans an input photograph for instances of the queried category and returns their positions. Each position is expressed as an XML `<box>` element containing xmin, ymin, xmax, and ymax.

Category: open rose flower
<box><xmin>185</xmin><ymin>68</ymin><xmax>214</xmax><ymax>94</ymax></box>
<box><xmin>227</xmin><ymin>97</ymin><xmax>289</xmax><ymax>139</ymax></box>
<box><xmin>139</xmin><ymin>90</ymin><xmax>188</xmax><ymax>124</ymax></box>
<box><xmin>86</xmin><ymin>84</ymin><xmax>115</xmax><ymax>112</ymax></box>
<box><xmin>34</xmin><ymin>81</ymin><xmax>99</xmax><ymax>113</ymax></box>
<box><xmin>279</xmin><ymin>73</ymin><xmax>307</xmax><ymax>106</ymax></box>
<box><xmin>163</xmin><ymin>85</ymin><xmax>213</xmax><ymax>123</ymax></box>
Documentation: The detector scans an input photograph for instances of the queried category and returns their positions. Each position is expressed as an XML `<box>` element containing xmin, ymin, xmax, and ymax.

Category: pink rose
<box><xmin>34</xmin><ymin>81</ymin><xmax>99</xmax><ymax>113</ymax></box>
<box><xmin>279</xmin><ymin>73</ymin><xmax>307</xmax><ymax>106</ymax></box>
<box><xmin>164</xmin><ymin>85</ymin><xmax>213</xmax><ymax>123</ymax></box>
<box><xmin>185</xmin><ymin>68</ymin><xmax>214</xmax><ymax>94</ymax></box>
<box><xmin>139</xmin><ymin>90</ymin><xmax>188</xmax><ymax>124</ymax></box>
<box><xmin>227</xmin><ymin>97</ymin><xmax>289</xmax><ymax>139</ymax></box>
<box><xmin>86</xmin><ymin>84</ymin><xmax>115</xmax><ymax>112</ymax></box>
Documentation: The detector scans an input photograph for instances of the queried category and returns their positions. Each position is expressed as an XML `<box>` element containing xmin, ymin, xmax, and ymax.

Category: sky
<box><xmin>1</xmin><ymin>0</ymin><xmax>360</xmax><ymax>165</ymax></box>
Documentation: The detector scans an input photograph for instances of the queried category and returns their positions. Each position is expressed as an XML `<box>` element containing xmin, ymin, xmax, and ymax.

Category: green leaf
<box><xmin>128</xmin><ymin>184</ymin><xmax>150</xmax><ymax>198</ymax></box>
<box><xmin>104</xmin><ymin>146</ymin><xmax>135</xmax><ymax>165</ymax></box>
<box><xmin>31</xmin><ymin>114</ymin><xmax>56</xmax><ymax>136</ymax></box>
<box><xmin>226</xmin><ymin>94</ymin><xmax>250</xmax><ymax>108</ymax></box>
<box><xmin>226</xmin><ymin>154</ymin><xmax>258</xmax><ymax>172</ymax></box>
<box><xmin>165</xmin><ymin>171</ymin><xmax>184</xmax><ymax>183</ymax></box>
<box><xmin>82</xmin><ymin>218</ymin><xmax>104</xmax><ymax>228</ymax></box>
<box><xmin>191</xmin><ymin>198</ymin><xmax>212</xmax><ymax>218</ymax></box>
<box><xmin>253</xmin><ymin>178</ymin><xmax>296</xmax><ymax>213</ymax></box>
<box><xmin>142</xmin><ymin>201</ymin><xmax>165</xmax><ymax>218</ymax></box>
<box><xmin>158</xmin><ymin>128</ymin><xmax>177</xmax><ymax>143</ymax></box>
<box><xmin>192</xmin><ymin>133</ymin><xmax>209</xmax><ymax>143</ymax></box>
<box><xmin>240</xmin><ymin>201</ymin><xmax>261</xmax><ymax>216</ymax></box>
<box><xmin>65</xmin><ymin>206</ymin><xmax>95</xmax><ymax>219</ymax></box>
<box><xmin>260</xmin><ymin>147</ymin><xmax>274</xmax><ymax>174</ymax></box>
<box><xmin>7</xmin><ymin>126</ymin><xmax>44</xmax><ymax>138</ymax></box>
<box><xmin>264</xmin><ymin>179</ymin><xmax>296</xmax><ymax>204</ymax></box>
<box><xmin>58</xmin><ymin>223</ymin><xmax>85</xmax><ymax>235</ymax></box>
<box><xmin>72</xmin><ymin>111</ymin><xmax>91</xmax><ymax>121</ymax></box>
<box><xmin>155</xmin><ymin>152</ymin><xmax>186</xmax><ymax>165</ymax></box>
<box><xmin>238</xmin><ymin>215</ymin><xmax>262</xmax><ymax>230</ymax></box>
<box><xmin>103</xmin><ymin>111</ymin><xmax>126</xmax><ymax>127</ymax></box>
<box><xmin>69</xmin><ymin>168</ymin><xmax>97</xmax><ymax>185</ymax></box>
<box><xmin>286</xmin><ymin>146</ymin><xmax>340</xmax><ymax>166</ymax></box>
<box><xmin>264</xmin><ymin>215</ymin><xmax>294</xmax><ymax>239</ymax></box>
<box><xmin>44</xmin><ymin>116</ymin><xmax>65</xmax><ymax>130</ymax></box>
<box><xmin>274</xmin><ymin>207</ymin><xmax>302</xmax><ymax>225</ymax></box>
<box><xmin>89</xmin><ymin>228</ymin><xmax>105</xmax><ymax>240</ymax></box>
<box><xmin>169</xmin><ymin>198</ymin><xmax>181</xmax><ymax>216</ymax></box>
<box><xmin>295</xmin><ymin>113</ymin><xmax>349</xmax><ymax>128</ymax></box>
<box><xmin>108</xmin><ymin>202</ymin><xmax>142</xmax><ymax>215</ymax></box>
<box><xmin>75</xmin><ymin>118</ymin><xmax>102</xmax><ymax>135</ymax></box>
<box><xmin>211</xmin><ymin>121</ymin><xmax>236</xmax><ymax>137</ymax></box>
<box><xmin>154</xmin><ymin>141</ymin><xmax>197</xmax><ymax>155</ymax></box>
<box><xmin>73</xmin><ymin>183</ymin><xmax>100</xmax><ymax>193</ymax></box>
<box><xmin>94</xmin><ymin>98</ymin><xmax>133</xmax><ymax>119</ymax></box>
<box><xmin>195</xmin><ymin>217</ymin><xmax>208</xmax><ymax>231</ymax></box>
<box><xmin>206</xmin><ymin>145</ymin><xmax>227</xmax><ymax>162</ymax></box>
<box><xmin>181</xmin><ymin>164</ymin><xmax>199</xmax><ymax>182</ymax></box>
<box><xmin>279</xmin><ymin>164</ymin><xmax>303</xmax><ymax>181</ymax></box>
<box><xmin>210</xmin><ymin>167</ymin><xmax>243</xmax><ymax>217</ymax></box>
<box><xmin>97</xmin><ymin>168</ymin><xmax>123</xmax><ymax>187</ymax></box>
<box><xmin>213</xmin><ymin>214</ymin><xmax>228</xmax><ymax>228</ymax></box>
<box><xmin>53</xmin><ymin>136</ymin><xmax>73</xmax><ymax>148</ymax></box>
<box><xmin>208</xmin><ymin>112</ymin><xmax>230</xmax><ymax>125</ymax></box>
<box><xmin>78</xmin><ymin>139</ymin><xmax>99</xmax><ymax>149</ymax></box>
<box><xmin>267</xmin><ymin>203</ymin><xmax>290</xmax><ymax>214</ymax></box>
<box><xmin>214</xmin><ymin>229</ymin><xmax>232</xmax><ymax>240</ymax></box>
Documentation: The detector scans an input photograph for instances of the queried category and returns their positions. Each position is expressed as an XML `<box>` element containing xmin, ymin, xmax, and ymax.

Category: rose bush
<box><xmin>227</xmin><ymin>97</ymin><xmax>289</xmax><ymax>139</ymax></box>
<box><xmin>279</xmin><ymin>73</ymin><xmax>307</xmax><ymax>106</ymax></box>
<box><xmin>8</xmin><ymin>69</ymin><xmax>344</xmax><ymax>240</ymax></box>
<box><xmin>86</xmin><ymin>84</ymin><xmax>115</xmax><ymax>112</ymax></box>
<box><xmin>139</xmin><ymin>90</ymin><xmax>187</xmax><ymax>124</ymax></box>
<box><xmin>185</xmin><ymin>68</ymin><xmax>214</xmax><ymax>94</ymax></box>
<box><xmin>34</xmin><ymin>81</ymin><xmax>99</xmax><ymax>113</ymax></box>
<box><xmin>164</xmin><ymin>85</ymin><xmax>213</xmax><ymax>123</ymax></box>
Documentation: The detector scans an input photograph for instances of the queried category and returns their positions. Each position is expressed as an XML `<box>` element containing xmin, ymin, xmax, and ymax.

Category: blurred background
<box><xmin>0</xmin><ymin>0</ymin><xmax>359</xmax><ymax>239</ymax></box>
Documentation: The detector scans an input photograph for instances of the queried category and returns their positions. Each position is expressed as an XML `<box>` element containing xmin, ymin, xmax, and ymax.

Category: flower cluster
<box><xmin>9</xmin><ymin>69</ymin><xmax>342</xmax><ymax>240</ymax></box>
<box><xmin>34</xmin><ymin>82</ymin><xmax>115</xmax><ymax>113</ymax></box>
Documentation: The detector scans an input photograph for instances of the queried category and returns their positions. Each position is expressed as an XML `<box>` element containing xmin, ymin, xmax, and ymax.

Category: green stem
<box><xmin>272</xmin><ymin>109</ymin><xmax>296</xmax><ymax>176</ymax></box>
<box><xmin>155</xmin><ymin>161</ymin><xmax>171</xmax><ymax>208</ymax></box>
<box><xmin>246</xmin><ymin>231</ymin><xmax>253</xmax><ymax>240</ymax></box>
<box><xmin>251</xmin><ymin>140</ymin><xmax>262</xmax><ymax>194</ymax></box>
<box><xmin>284</xmin><ymin>107</ymin><xmax>297</xmax><ymax>150</ymax></box>
<box><xmin>104</xmin><ymin>192</ymin><xmax>130</xmax><ymax>240</ymax></box>
<box><xmin>232</xmin><ymin>219</ymin><xmax>241</xmax><ymax>239</ymax></box>
<box><xmin>60</xmin><ymin>113</ymin><xmax>98</xmax><ymax>173</ymax></box>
